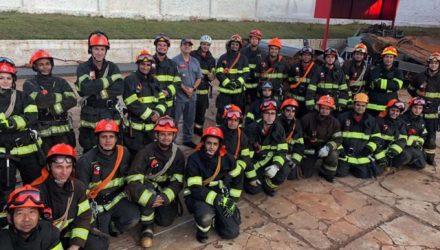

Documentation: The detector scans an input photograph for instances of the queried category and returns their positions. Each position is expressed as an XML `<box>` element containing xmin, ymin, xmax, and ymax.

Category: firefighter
<box><xmin>75</xmin><ymin>31</ymin><xmax>124</xmax><ymax>153</ymax></box>
<box><xmin>190</xmin><ymin>35</ymin><xmax>216</xmax><ymax>136</ymax></box>
<box><xmin>220</xmin><ymin>105</ymin><xmax>259</xmax><ymax>195</ymax></box>
<box><xmin>375</xmin><ymin>99</ymin><xmax>407</xmax><ymax>171</ymax></box>
<box><xmin>241</xmin><ymin>28</ymin><xmax>265</xmax><ymax>106</ymax></box>
<box><xmin>393</xmin><ymin>97</ymin><xmax>427</xmax><ymax>169</ymax></box>
<box><xmin>0</xmin><ymin>57</ymin><xmax>42</xmax><ymax>215</ymax></box>
<box><xmin>185</xmin><ymin>127</ymin><xmax>242</xmax><ymax>242</ymax></box>
<box><xmin>336</xmin><ymin>93</ymin><xmax>383</xmax><ymax>179</ymax></box>
<box><xmin>123</xmin><ymin>49</ymin><xmax>166</xmax><ymax>154</ymax></box>
<box><xmin>366</xmin><ymin>46</ymin><xmax>404</xmax><ymax>116</ymax></box>
<box><xmin>76</xmin><ymin>119</ymin><xmax>140</xmax><ymax>236</ymax></box>
<box><xmin>301</xmin><ymin>95</ymin><xmax>342</xmax><ymax>182</ymax></box>
<box><xmin>215</xmin><ymin>34</ymin><xmax>250</xmax><ymax>124</ymax></box>
<box><xmin>255</xmin><ymin>37</ymin><xmax>289</xmax><ymax>101</ymax></box>
<box><xmin>245</xmin><ymin>100</ymin><xmax>288</xmax><ymax>195</ymax></box>
<box><xmin>245</xmin><ymin>81</ymin><xmax>278</xmax><ymax>126</ymax></box>
<box><xmin>287</xmin><ymin>46</ymin><xmax>320</xmax><ymax>118</ymax></box>
<box><xmin>342</xmin><ymin>43</ymin><xmax>371</xmax><ymax>108</ymax></box>
<box><xmin>408</xmin><ymin>52</ymin><xmax>440</xmax><ymax>166</ymax></box>
<box><xmin>153</xmin><ymin>33</ymin><xmax>182</xmax><ymax>115</ymax></box>
<box><xmin>279</xmin><ymin>98</ymin><xmax>305</xmax><ymax>180</ymax></box>
<box><xmin>125</xmin><ymin>116</ymin><xmax>185</xmax><ymax>248</ymax></box>
<box><xmin>32</xmin><ymin>144</ymin><xmax>109</xmax><ymax>249</ymax></box>
<box><xmin>0</xmin><ymin>185</ymin><xmax>62</xmax><ymax>250</ymax></box>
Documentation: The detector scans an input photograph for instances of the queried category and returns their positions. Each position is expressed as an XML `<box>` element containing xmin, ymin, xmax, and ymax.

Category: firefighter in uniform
<box><xmin>301</xmin><ymin>95</ymin><xmax>342</xmax><ymax>182</ymax></box>
<box><xmin>245</xmin><ymin>100</ymin><xmax>288</xmax><ymax>195</ymax></box>
<box><xmin>0</xmin><ymin>57</ymin><xmax>41</xmax><ymax>215</ymax></box>
<box><xmin>76</xmin><ymin>119</ymin><xmax>140</xmax><ymax>236</ymax></box>
<box><xmin>125</xmin><ymin>116</ymin><xmax>185</xmax><ymax>248</ymax></box>
<box><xmin>393</xmin><ymin>97</ymin><xmax>427</xmax><ymax>169</ymax></box>
<box><xmin>408</xmin><ymin>52</ymin><xmax>440</xmax><ymax>166</ymax></box>
<box><xmin>185</xmin><ymin>127</ymin><xmax>242</xmax><ymax>242</ymax></box>
<box><xmin>190</xmin><ymin>35</ymin><xmax>216</xmax><ymax>136</ymax></box>
<box><xmin>306</xmin><ymin>48</ymin><xmax>349</xmax><ymax>112</ymax></box>
<box><xmin>241</xmin><ymin>28</ymin><xmax>265</xmax><ymax>106</ymax></box>
<box><xmin>245</xmin><ymin>81</ymin><xmax>278</xmax><ymax>126</ymax></box>
<box><xmin>255</xmin><ymin>37</ymin><xmax>289</xmax><ymax>101</ymax></box>
<box><xmin>153</xmin><ymin>33</ymin><xmax>182</xmax><ymax>116</ymax></box>
<box><xmin>0</xmin><ymin>185</ymin><xmax>62</xmax><ymax>250</ymax></box>
<box><xmin>215</xmin><ymin>34</ymin><xmax>250</xmax><ymax>124</ymax></box>
<box><xmin>123</xmin><ymin>49</ymin><xmax>166</xmax><ymax>154</ymax></box>
<box><xmin>375</xmin><ymin>99</ymin><xmax>407</xmax><ymax>171</ymax></box>
<box><xmin>32</xmin><ymin>144</ymin><xmax>109</xmax><ymax>249</ymax></box>
<box><xmin>336</xmin><ymin>93</ymin><xmax>383</xmax><ymax>179</ymax></box>
<box><xmin>279</xmin><ymin>98</ymin><xmax>304</xmax><ymax>180</ymax></box>
<box><xmin>23</xmin><ymin>50</ymin><xmax>77</xmax><ymax>154</ymax></box>
<box><xmin>75</xmin><ymin>31</ymin><xmax>124</xmax><ymax>153</ymax></box>
<box><xmin>287</xmin><ymin>46</ymin><xmax>319</xmax><ymax>118</ymax></box>
<box><xmin>366</xmin><ymin>46</ymin><xmax>404</xmax><ymax>116</ymax></box>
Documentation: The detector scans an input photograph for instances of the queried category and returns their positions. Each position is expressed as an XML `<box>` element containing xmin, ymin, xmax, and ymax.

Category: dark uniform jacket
<box><xmin>153</xmin><ymin>54</ymin><xmax>181</xmax><ymax>109</ymax></box>
<box><xmin>409</xmin><ymin>69</ymin><xmax>440</xmax><ymax>118</ymax></box>
<box><xmin>190</xmin><ymin>48</ymin><xmax>216</xmax><ymax>96</ymax></box>
<box><xmin>401</xmin><ymin>112</ymin><xmax>427</xmax><ymax>148</ymax></box>
<box><xmin>301</xmin><ymin>112</ymin><xmax>342</xmax><ymax>155</ymax></box>
<box><xmin>288</xmin><ymin>61</ymin><xmax>320</xmax><ymax>103</ymax></box>
<box><xmin>255</xmin><ymin>55</ymin><xmax>289</xmax><ymax>98</ymax></box>
<box><xmin>216</xmin><ymin>50</ymin><xmax>249</xmax><ymax>95</ymax></box>
<box><xmin>377</xmin><ymin>116</ymin><xmax>407</xmax><ymax>156</ymax></box>
<box><xmin>342</xmin><ymin>59</ymin><xmax>371</xmax><ymax>95</ymax></box>
<box><xmin>240</xmin><ymin>45</ymin><xmax>265</xmax><ymax>90</ymax></box>
<box><xmin>245</xmin><ymin>97</ymin><xmax>279</xmax><ymax>125</ymax></box>
<box><xmin>279</xmin><ymin>116</ymin><xmax>305</xmax><ymax>165</ymax></box>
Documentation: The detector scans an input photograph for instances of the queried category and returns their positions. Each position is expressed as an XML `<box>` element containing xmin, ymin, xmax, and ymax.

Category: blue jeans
<box><xmin>173</xmin><ymin>100</ymin><xmax>196</xmax><ymax>143</ymax></box>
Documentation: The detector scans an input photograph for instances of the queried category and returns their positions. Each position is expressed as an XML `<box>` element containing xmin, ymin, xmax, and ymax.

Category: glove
<box><xmin>318</xmin><ymin>145</ymin><xmax>330</xmax><ymax>158</ymax></box>
<box><xmin>264</xmin><ymin>164</ymin><xmax>280</xmax><ymax>178</ymax></box>
<box><xmin>249</xmin><ymin>179</ymin><xmax>261</xmax><ymax>187</ymax></box>
<box><xmin>217</xmin><ymin>196</ymin><xmax>237</xmax><ymax>217</ymax></box>
<box><xmin>360</xmin><ymin>147</ymin><xmax>373</xmax><ymax>157</ymax></box>
<box><xmin>386</xmin><ymin>149</ymin><xmax>398</xmax><ymax>159</ymax></box>
<box><xmin>413</xmin><ymin>141</ymin><xmax>423</xmax><ymax>150</ymax></box>
<box><xmin>288</xmin><ymin>160</ymin><xmax>296</xmax><ymax>169</ymax></box>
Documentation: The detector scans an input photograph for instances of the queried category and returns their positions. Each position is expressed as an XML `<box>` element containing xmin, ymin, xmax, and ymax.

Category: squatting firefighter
<box><xmin>190</xmin><ymin>35</ymin><xmax>216</xmax><ymax>136</ymax></box>
<box><xmin>244</xmin><ymin>100</ymin><xmax>288</xmax><ymax>196</ymax></box>
<box><xmin>125</xmin><ymin>116</ymin><xmax>185</xmax><ymax>248</ymax></box>
<box><xmin>287</xmin><ymin>45</ymin><xmax>320</xmax><ymax>118</ymax></box>
<box><xmin>75</xmin><ymin>31</ymin><xmax>124</xmax><ymax>153</ymax></box>
<box><xmin>366</xmin><ymin>46</ymin><xmax>404</xmax><ymax>116</ymax></box>
<box><xmin>278</xmin><ymin>98</ymin><xmax>305</xmax><ymax>180</ymax></box>
<box><xmin>23</xmin><ymin>50</ymin><xmax>77</xmax><ymax>153</ymax></box>
<box><xmin>220</xmin><ymin>105</ymin><xmax>259</xmax><ymax>195</ymax></box>
<box><xmin>300</xmin><ymin>95</ymin><xmax>342</xmax><ymax>182</ymax></box>
<box><xmin>0</xmin><ymin>185</ymin><xmax>62</xmax><ymax>250</ymax></box>
<box><xmin>123</xmin><ymin>49</ymin><xmax>166</xmax><ymax>154</ymax></box>
<box><xmin>336</xmin><ymin>93</ymin><xmax>383</xmax><ymax>179</ymax></box>
<box><xmin>185</xmin><ymin>127</ymin><xmax>243</xmax><ymax>243</ymax></box>
<box><xmin>153</xmin><ymin>33</ymin><xmax>182</xmax><ymax>115</ymax></box>
<box><xmin>32</xmin><ymin>144</ymin><xmax>109</xmax><ymax>249</ymax></box>
<box><xmin>245</xmin><ymin>81</ymin><xmax>278</xmax><ymax>126</ymax></box>
<box><xmin>241</xmin><ymin>28</ymin><xmax>266</xmax><ymax>105</ymax></box>
<box><xmin>215</xmin><ymin>34</ymin><xmax>250</xmax><ymax>124</ymax></box>
<box><xmin>393</xmin><ymin>97</ymin><xmax>427</xmax><ymax>169</ymax></box>
<box><xmin>255</xmin><ymin>37</ymin><xmax>289</xmax><ymax>101</ymax></box>
<box><xmin>76</xmin><ymin>119</ymin><xmax>140</xmax><ymax>236</ymax></box>
<box><xmin>408</xmin><ymin>52</ymin><xmax>440</xmax><ymax>166</ymax></box>
<box><xmin>375</xmin><ymin>99</ymin><xmax>407</xmax><ymax>171</ymax></box>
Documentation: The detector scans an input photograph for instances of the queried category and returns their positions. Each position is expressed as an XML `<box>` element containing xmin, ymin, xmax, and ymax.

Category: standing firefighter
<box><xmin>245</xmin><ymin>81</ymin><xmax>277</xmax><ymax>126</ymax></box>
<box><xmin>409</xmin><ymin>52</ymin><xmax>440</xmax><ymax>166</ymax></box>
<box><xmin>75</xmin><ymin>31</ymin><xmax>124</xmax><ymax>152</ymax></box>
<box><xmin>215</xmin><ymin>34</ymin><xmax>249</xmax><ymax>124</ymax></box>
<box><xmin>23</xmin><ymin>50</ymin><xmax>77</xmax><ymax>153</ymax></box>
<box><xmin>301</xmin><ymin>95</ymin><xmax>342</xmax><ymax>182</ymax></box>
<box><xmin>123</xmin><ymin>49</ymin><xmax>166</xmax><ymax>154</ymax></box>
<box><xmin>125</xmin><ymin>116</ymin><xmax>184</xmax><ymax>248</ymax></box>
<box><xmin>185</xmin><ymin>127</ymin><xmax>242</xmax><ymax>243</ymax></box>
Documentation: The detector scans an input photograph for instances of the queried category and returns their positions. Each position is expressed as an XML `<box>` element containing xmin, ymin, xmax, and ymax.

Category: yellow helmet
<box><xmin>381</xmin><ymin>46</ymin><xmax>398</xmax><ymax>57</ymax></box>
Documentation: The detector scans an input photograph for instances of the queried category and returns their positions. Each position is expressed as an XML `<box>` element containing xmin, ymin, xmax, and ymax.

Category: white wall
<box><xmin>0</xmin><ymin>0</ymin><xmax>438</xmax><ymax>27</ymax></box>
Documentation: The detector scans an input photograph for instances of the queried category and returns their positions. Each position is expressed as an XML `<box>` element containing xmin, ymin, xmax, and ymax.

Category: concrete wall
<box><xmin>0</xmin><ymin>0</ymin><xmax>438</xmax><ymax>27</ymax></box>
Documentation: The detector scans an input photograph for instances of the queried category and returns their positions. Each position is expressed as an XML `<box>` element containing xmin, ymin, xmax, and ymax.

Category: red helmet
<box><xmin>29</xmin><ymin>50</ymin><xmax>54</xmax><ymax>66</ymax></box>
<box><xmin>0</xmin><ymin>60</ymin><xmax>17</xmax><ymax>76</ymax></box>
<box><xmin>428</xmin><ymin>52</ymin><xmax>440</xmax><ymax>63</ymax></box>
<box><xmin>135</xmin><ymin>49</ymin><xmax>154</xmax><ymax>64</ymax></box>
<box><xmin>408</xmin><ymin>97</ymin><xmax>426</xmax><ymax>107</ymax></box>
<box><xmin>386</xmin><ymin>99</ymin><xmax>405</xmax><ymax>111</ymax></box>
<box><xmin>202</xmin><ymin>126</ymin><xmax>224</xmax><ymax>140</ymax></box>
<box><xmin>6</xmin><ymin>185</ymin><xmax>45</xmax><ymax>211</ymax></box>
<box><xmin>154</xmin><ymin>33</ymin><xmax>171</xmax><ymax>47</ymax></box>
<box><xmin>268</xmin><ymin>37</ymin><xmax>282</xmax><ymax>49</ymax></box>
<box><xmin>47</xmin><ymin>143</ymin><xmax>77</xmax><ymax>160</ymax></box>
<box><xmin>317</xmin><ymin>95</ymin><xmax>336</xmax><ymax>109</ymax></box>
<box><xmin>249</xmin><ymin>28</ymin><xmax>262</xmax><ymax>40</ymax></box>
<box><xmin>260</xmin><ymin>100</ymin><xmax>278</xmax><ymax>112</ymax></box>
<box><xmin>95</xmin><ymin>119</ymin><xmax>119</xmax><ymax>134</ymax></box>
<box><xmin>154</xmin><ymin>116</ymin><xmax>178</xmax><ymax>133</ymax></box>
<box><xmin>88</xmin><ymin>31</ymin><xmax>110</xmax><ymax>54</ymax></box>
<box><xmin>222</xmin><ymin>104</ymin><xmax>242</xmax><ymax>119</ymax></box>
<box><xmin>281</xmin><ymin>98</ymin><xmax>299</xmax><ymax>110</ymax></box>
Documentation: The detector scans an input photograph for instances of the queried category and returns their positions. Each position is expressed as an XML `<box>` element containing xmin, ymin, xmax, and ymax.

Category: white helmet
<box><xmin>200</xmin><ymin>35</ymin><xmax>212</xmax><ymax>45</ymax></box>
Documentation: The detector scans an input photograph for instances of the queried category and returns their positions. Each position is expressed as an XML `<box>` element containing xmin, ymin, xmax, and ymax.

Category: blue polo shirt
<box><xmin>172</xmin><ymin>54</ymin><xmax>202</xmax><ymax>101</ymax></box>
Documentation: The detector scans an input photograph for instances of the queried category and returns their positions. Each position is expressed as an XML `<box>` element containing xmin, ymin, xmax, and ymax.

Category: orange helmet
<box><xmin>428</xmin><ymin>52</ymin><xmax>440</xmax><ymax>63</ymax></box>
<box><xmin>354</xmin><ymin>43</ymin><xmax>368</xmax><ymax>54</ymax></box>
<box><xmin>408</xmin><ymin>97</ymin><xmax>426</xmax><ymax>107</ymax></box>
<box><xmin>135</xmin><ymin>49</ymin><xmax>154</xmax><ymax>64</ymax></box>
<box><xmin>249</xmin><ymin>28</ymin><xmax>262</xmax><ymax>40</ymax></box>
<box><xmin>29</xmin><ymin>50</ymin><xmax>54</xmax><ymax>68</ymax></box>
<box><xmin>228</xmin><ymin>34</ymin><xmax>243</xmax><ymax>48</ymax></box>
<box><xmin>268</xmin><ymin>37</ymin><xmax>282</xmax><ymax>49</ymax></box>
<box><xmin>47</xmin><ymin>143</ymin><xmax>76</xmax><ymax>159</ymax></box>
<box><xmin>386</xmin><ymin>99</ymin><xmax>405</xmax><ymax>111</ymax></box>
<box><xmin>353</xmin><ymin>93</ymin><xmax>369</xmax><ymax>103</ymax></box>
<box><xmin>88</xmin><ymin>31</ymin><xmax>110</xmax><ymax>54</ymax></box>
<box><xmin>381</xmin><ymin>46</ymin><xmax>398</xmax><ymax>57</ymax></box>
<box><xmin>154</xmin><ymin>116</ymin><xmax>178</xmax><ymax>133</ymax></box>
<box><xmin>202</xmin><ymin>126</ymin><xmax>224</xmax><ymax>140</ymax></box>
<box><xmin>281</xmin><ymin>98</ymin><xmax>299</xmax><ymax>110</ymax></box>
<box><xmin>223</xmin><ymin>104</ymin><xmax>242</xmax><ymax>119</ymax></box>
<box><xmin>154</xmin><ymin>33</ymin><xmax>171</xmax><ymax>47</ymax></box>
<box><xmin>0</xmin><ymin>57</ymin><xmax>17</xmax><ymax>77</ymax></box>
<box><xmin>317</xmin><ymin>95</ymin><xmax>336</xmax><ymax>109</ymax></box>
<box><xmin>95</xmin><ymin>119</ymin><xmax>119</xmax><ymax>134</ymax></box>
<box><xmin>6</xmin><ymin>185</ymin><xmax>45</xmax><ymax>211</ymax></box>
<box><xmin>260</xmin><ymin>100</ymin><xmax>278</xmax><ymax>112</ymax></box>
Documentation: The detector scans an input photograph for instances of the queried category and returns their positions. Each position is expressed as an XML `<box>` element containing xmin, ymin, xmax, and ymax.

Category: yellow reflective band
<box><xmin>338</xmin><ymin>99</ymin><xmax>348</xmax><ymax>105</ymax></box>
<box><xmin>54</xmin><ymin>218</ymin><xmax>73</xmax><ymax>230</ymax></box>
<box><xmin>308</xmin><ymin>84</ymin><xmax>317</xmax><ymax>91</ymax></box>
<box><xmin>221</xmin><ymin>78</ymin><xmax>231</xmax><ymax>86</ymax></box>
<box><xmin>292</xmin><ymin>153</ymin><xmax>303</xmax><ymax>162</ymax></box>
<box><xmin>187</xmin><ymin>176</ymin><xmax>202</xmax><ymax>187</ymax></box>
<box><xmin>24</xmin><ymin>104</ymin><xmax>38</xmax><ymax>113</ymax></box>
<box><xmin>374</xmin><ymin>150</ymin><xmax>386</xmax><ymax>160</ymax></box>
<box><xmin>7</xmin><ymin>139</ymin><xmax>41</xmax><ymax>156</ymax></box>
<box><xmin>71</xmin><ymin>227</ymin><xmax>89</xmax><ymax>241</ymax></box>
<box><xmin>264</xmin><ymin>72</ymin><xmax>285</xmax><ymax>79</ymax></box>
<box><xmin>342</xmin><ymin>131</ymin><xmax>370</xmax><ymax>140</ymax></box>
<box><xmin>12</xmin><ymin>116</ymin><xmax>26</xmax><ymax>130</ymax></box>
<box><xmin>390</xmin><ymin>144</ymin><xmax>403</xmax><ymax>154</ymax></box>
<box><xmin>229</xmin><ymin>165</ymin><xmax>242</xmax><ymax>177</ymax></box>
<box><xmin>366</xmin><ymin>142</ymin><xmax>377</xmax><ymax>152</ymax></box>
<box><xmin>50</xmin><ymin>242</ymin><xmax>63</xmax><ymax>250</ymax></box>
<box><xmin>153</xmin><ymin>175</ymin><xmax>168</xmax><ymax>183</ymax></box>
<box><xmin>273</xmin><ymin>155</ymin><xmax>285</xmax><ymax>166</ymax></box>
<box><xmin>77</xmin><ymin>199</ymin><xmax>90</xmax><ymax>216</ymax></box>
<box><xmin>367</xmin><ymin>103</ymin><xmax>386</xmax><ymax>112</ymax></box>
<box><xmin>304</xmin><ymin>149</ymin><xmax>315</xmax><ymax>155</ymax></box>
<box><xmin>101</xmin><ymin>78</ymin><xmax>110</xmax><ymax>89</ymax></box>
<box><xmin>111</xmin><ymin>73</ymin><xmax>123</xmax><ymax>82</ymax></box>
<box><xmin>81</xmin><ymin>119</ymin><xmax>122</xmax><ymax>129</ymax></box>
<box><xmin>141</xmin><ymin>212</ymin><xmax>155</xmax><ymax>222</ymax></box>
<box><xmin>265</xmin><ymin>178</ymin><xmax>278</xmax><ymax>189</ymax></box>
<box><xmin>243</xmin><ymin>67</ymin><xmax>250</xmax><ymax>73</ymax></box>
<box><xmin>229</xmin><ymin>188</ymin><xmax>242</xmax><ymax>198</ymax></box>
<box><xmin>340</xmin><ymin>155</ymin><xmax>371</xmax><ymax>165</ymax></box>
<box><xmin>30</xmin><ymin>92</ymin><xmax>38</xmax><ymax>100</ymax></box>
<box><xmin>218</xmin><ymin>87</ymin><xmax>243</xmax><ymax>94</ymax></box>
<box><xmin>240</xmin><ymin>148</ymin><xmax>251</xmax><ymax>157</ymax></box>
<box><xmin>54</xmin><ymin>93</ymin><xmax>63</xmax><ymax>103</ymax></box>
<box><xmin>196</xmin><ymin>89</ymin><xmax>209</xmax><ymax>95</ymax></box>
<box><xmin>171</xmin><ymin>173</ymin><xmax>184</xmax><ymax>183</ymax></box>
<box><xmin>317</xmin><ymin>83</ymin><xmax>339</xmax><ymax>89</ymax></box>
<box><xmin>139</xmin><ymin>96</ymin><xmax>155</xmax><ymax>103</ymax></box>
<box><xmin>130</xmin><ymin>121</ymin><xmax>155</xmax><ymax>132</ymax></box>
<box><xmin>245</xmin><ymin>83</ymin><xmax>258</xmax><ymax>89</ymax></box>
<box><xmin>138</xmin><ymin>189</ymin><xmax>154</xmax><ymax>207</ymax></box>
<box><xmin>205</xmin><ymin>191</ymin><xmax>217</xmax><ymax>205</ymax></box>
<box><xmin>215</xmin><ymin>67</ymin><xmax>224</xmax><ymax>73</ymax></box>
<box><xmin>166</xmin><ymin>100</ymin><xmax>174</xmax><ymax>107</ymax></box>
<box><xmin>162</xmin><ymin>188</ymin><xmax>175</xmax><ymax>202</ymax></box>
<box><xmin>245</xmin><ymin>169</ymin><xmax>257</xmax><ymax>179</ymax></box>
<box><xmin>407</xmin><ymin>135</ymin><xmax>424</xmax><ymax>146</ymax></box>
<box><xmin>381</xmin><ymin>134</ymin><xmax>395</xmax><ymax>141</ymax></box>
<box><xmin>246</xmin><ymin>112</ymin><xmax>255</xmax><ymax>120</ymax></box>
<box><xmin>249</xmin><ymin>64</ymin><xmax>256</xmax><ymax>69</ymax></box>
<box><xmin>173</xmin><ymin>76</ymin><xmax>181</xmax><ymax>83</ymax></box>
<box><xmin>393</xmin><ymin>78</ymin><xmax>403</xmax><ymax>89</ymax></box>
<box><xmin>237</xmin><ymin>77</ymin><xmax>245</xmax><ymax>85</ymax></box>
<box><xmin>399</xmin><ymin>134</ymin><xmax>408</xmax><ymax>140</ymax></box>
<box><xmin>380</xmin><ymin>79</ymin><xmax>387</xmax><ymax>90</ymax></box>
<box><xmin>78</xmin><ymin>74</ymin><xmax>91</xmax><ymax>86</ymax></box>
<box><xmin>425</xmin><ymin>149</ymin><xmax>436</xmax><ymax>154</ymax></box>
<box><xmin>95</xmin><ymin>192</ymin><xmax>126</xmax><ymax>213</ymax></box>
<box><xmin>155</xmin><ymin>104</ymin><xmax>166</xmax><ymax>114</ymax></box>
<box><xmin>140</xmin><ymin>107</ymin><xmax>153</xmax><ymax>120</ymax></box>
<box><xmin>277</xmin><ymin>143</ymin><xmax>288</xmax><ymax>151</ymax></box>
<box><xmin>155</xmin><ymin>75</ymin><xmax>174</xmax><ymax>82</ymax></box>
<box><xmin>53</xmin><ymin>103</ymin><xmax>63</xmax><ymax>114</ymax></box>
<box><xmin>197</xmin><ymin>224</ymin><xmax>211</xmax><ymax>232</ymax></box>
<box><xmin>424</xmin><ymin>113</ymin><xmax>439</xmax><ymax>119</ymax></box>
<box><xmin>323</xmin><ymin>163</ymin><xmax>337</xmax><ymax>172</ymax></box>
<box><xmin>168</xmin><ymin>85</ymin><xmax>177</xmax><ymax>96</ymax></box>
<box><xmin>124</xmin><ymin>94</ymin><xmax>138</xmax><ymax>105</ymax></box>
<box><xmin>425</xmin><ymin>92</ymin><xmax>440</xmax><ymax>98</ymax></box>
<box><xmin>100</xmin><ymin>89</ymin><xmax>109</xmax><ymax>99</ymax></box>
<box><xmin>88</xmin><ymin>177</ymin><xmax>124</xmax><ymax>190</ymax></box>
<box><xmin>201</xmin><ymin>69</ymin><xmax>210</xmax><ymax>74</ymax></box>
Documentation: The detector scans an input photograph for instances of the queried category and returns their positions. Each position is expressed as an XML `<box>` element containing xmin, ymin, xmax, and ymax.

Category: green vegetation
<box><xmin>0</xmin><ymin>12</ymin><xmax>439</xmax><ymax>39</ymax></box>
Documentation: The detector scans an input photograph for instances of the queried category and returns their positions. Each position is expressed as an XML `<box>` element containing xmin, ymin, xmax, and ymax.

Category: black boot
<box><xmin>140</xmin><ymin>224</ymin><xmax>154</xmax><ymax>248</ymax></box>
<box><xmin>196</xmin><ymin>229</ymin><xmax>208</xmax><ymax>243</ymax></box>
<box><xmin>426</xmin><ymin>154</ymin><xmax>437</xmax><ymax>166</ymax></box>
<box><xmin>319</xmin><ymin>171</ymin><xmax>334</xmax><ymax>183</ymax></box>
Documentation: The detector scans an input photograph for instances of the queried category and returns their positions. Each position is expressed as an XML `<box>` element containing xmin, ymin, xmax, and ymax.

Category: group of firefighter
<box><xmin>0</xmin><ymin>28</ymin><xmax>439</xmax><ymax>249</ymax></box>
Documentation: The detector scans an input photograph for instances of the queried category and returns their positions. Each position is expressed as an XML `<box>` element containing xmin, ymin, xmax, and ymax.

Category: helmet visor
<box><xmin>157</xmin><ymin>117</ymin><xmax>176</xmax><ymax>128</ymax></box>
<box><xmin>226</xmin><ymin>111</ymin><xmax>242</xmax><ymax>119</ymax></box>
<box><xmin>50</xmin><ymin>156</ymin><xmax>74</xmax><ymax>164</ymax></box>
<box><xmin>11</xmin><ymin>190</ymin><xmax>43</xmax><ymax>207</ymax></box>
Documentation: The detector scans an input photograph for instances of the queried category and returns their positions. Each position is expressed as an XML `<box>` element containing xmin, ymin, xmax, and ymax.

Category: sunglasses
<box><xmin>50</xmin><ymin>156</ymin><xmax>74</xmax><ymax>164</ymax></box>
<box><xmin>10</xmin><ymin>190</ymin><xmax>43</xmax><ymax>206</ymax></box>
<box><xmin>0</xmin><ymin>57</ymin><xmax>15</xmax><ymax>66</ymax></box>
